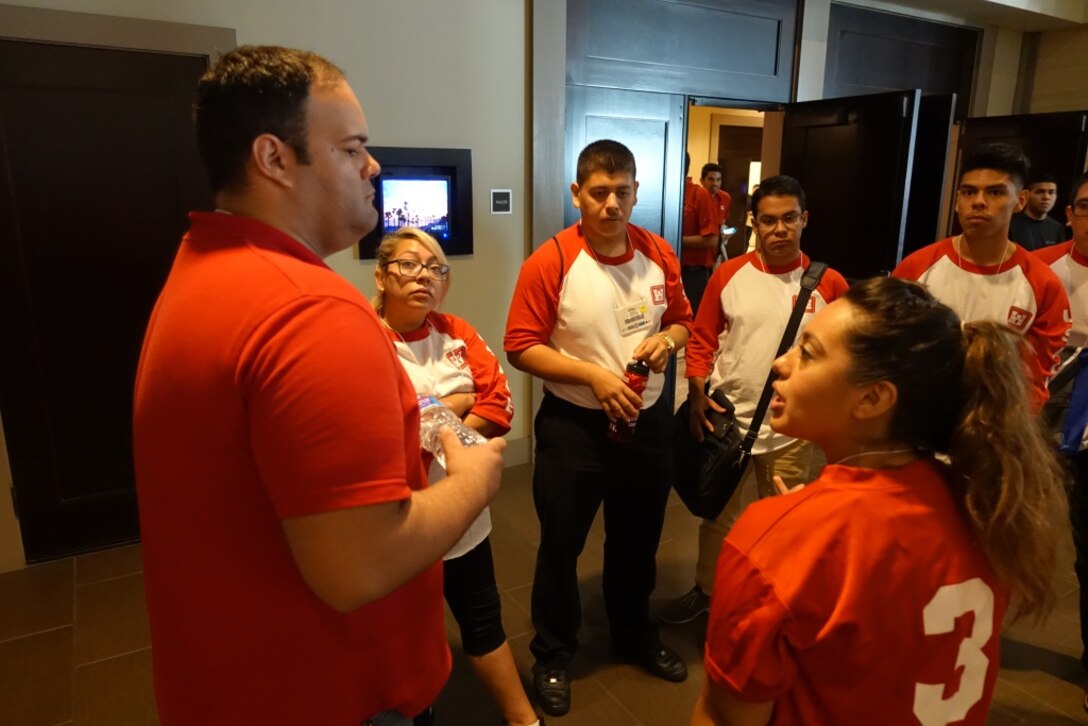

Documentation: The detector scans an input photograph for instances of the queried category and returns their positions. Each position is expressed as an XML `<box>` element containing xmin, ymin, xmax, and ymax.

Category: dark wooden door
<box><xmin>780</xmin><ymin>90</ymin><xmax>922</xmax><ymax>280</ymax></box>
<box><xmin>0</xmin><ymin>40</ymin><xmax>212</xmax><ymax>561</ymax></box>
<box><xmin>903</xmin><ymin>94</ymin><xmax>957</xmax><ymax>257</ymax></box>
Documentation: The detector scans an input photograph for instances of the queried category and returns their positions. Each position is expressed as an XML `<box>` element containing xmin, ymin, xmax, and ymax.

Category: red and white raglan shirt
<box><xmin>894</xmin><ymin>238</ymin><xmax>1071</xmax><ymax>409</ymax></box>
<box><xmin>1035</xmin><ymin>241</ymin><xmax>1088</xmax><ymax>348</ymax></box>
<box><xmin>686</xmin><ymin>251</ymin><xmax>848</xmax><ymax>454</ymax></box>
<box><xmin>705</xmin><ymin>459</ymin><xmax>1008</xmax><ymax>725</ymax></box>
<box><xmin>504</xmin><ymin>222</ymin><xmax>692</xmax><ymax>409</ymax></box>
<box><xmin>385</xmin><ymin>311</ymin><xmax>513</xmax><ymax>559</ymax></box>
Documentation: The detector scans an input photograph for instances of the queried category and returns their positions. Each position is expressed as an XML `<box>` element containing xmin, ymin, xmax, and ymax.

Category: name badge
<box><xmin>615</xmin><ymin>299</ymin><xmax>652</xmax><ymax>336</ymax></box>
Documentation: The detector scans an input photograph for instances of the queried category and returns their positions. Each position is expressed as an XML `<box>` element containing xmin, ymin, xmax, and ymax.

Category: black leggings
<box><xmin>444</xmin><ymin>535</ymin><xmax>507</xmax><ymax>657</ymax></box>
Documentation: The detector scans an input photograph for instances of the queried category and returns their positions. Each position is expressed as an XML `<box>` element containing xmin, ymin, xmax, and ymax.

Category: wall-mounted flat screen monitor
<box><xmin>359</xmin><ymin>147</ymin><xmax>473</xmax><ymax>258</ymax></box>
<box><xmin>380</xmin><ymin>176</ymin><xmax>451</xmax><ymax>240</ymax></box>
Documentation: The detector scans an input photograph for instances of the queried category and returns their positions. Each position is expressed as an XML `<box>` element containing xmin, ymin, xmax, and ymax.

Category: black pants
<box><xmin>529</xmin><ymin>393</ymin><xmax>673</xmax><ymax>669</ymax></box>
<box><xmin>681</xmin><ymin>265</ymin><xmax>711</xmax><ymax>318</ymax></box>
<box><xmin>444</xmin><ymin>536</ymin><xmax>506</xmax><ymax>657</ymax></box>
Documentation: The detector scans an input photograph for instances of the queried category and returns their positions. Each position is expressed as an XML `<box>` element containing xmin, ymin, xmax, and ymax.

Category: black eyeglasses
<box><xmin>384</xmin><ymin>258</ymin><xmax>451</xmax><ymax>280</ymax></box>
<box><xmin>1072</xmin><ymin>200</ymin><xmax>1088</xmax><ymax>218</ymax></box>
<box><xmin>755</xmin><ymin>211</ymin><xmax>803</xmax><ymax>229</ymax></box>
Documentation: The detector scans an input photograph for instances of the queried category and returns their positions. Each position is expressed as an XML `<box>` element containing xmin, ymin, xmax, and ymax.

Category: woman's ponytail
<box><xmin>842</xmin><ymin>278</ymin><xmax>1067</xmax><ymax>620</ymax></box>
<box><xmin>950</xmin><ymin>321</ymin><xmax>1067</xmax><ymax>619</ymax></box>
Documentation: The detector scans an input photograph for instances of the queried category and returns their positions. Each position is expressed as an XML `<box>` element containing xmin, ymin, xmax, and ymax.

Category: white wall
<box><xmin>0</xmin><ymin>0</ymin><xmax>529</xmax><ymax>570</ymax></box>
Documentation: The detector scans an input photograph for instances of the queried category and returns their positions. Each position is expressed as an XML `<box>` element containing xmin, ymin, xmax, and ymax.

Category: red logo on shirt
<box><xmin>651</xmin><ymin>284</ymin><xmax>666</xmax><ymax>305</ymax></box>
<box><xmin>791</xmin><ymin>294</ymin><xmax>817</xmax><ymax>314</ymax></box>
<box><xmin>1006</xmin><ymin>306</ymin><xmax>1031</xmax><ymax>331</ymax></box>
<box><xmin>445</xmin><ymin>346</ymin><xmax>469</xmax><ymax>369</ymax></box>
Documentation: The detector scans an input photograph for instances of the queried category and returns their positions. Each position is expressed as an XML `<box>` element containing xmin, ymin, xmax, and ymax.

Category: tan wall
<box><xmin>1030</xmin><ymin>26</ymin><xmax>1088</xmax><ymax>113</ymax></box>
<box><xmin>0</xmin><ymin>0</ymin><xmax>529</xmax><ymax>571</ymax></box>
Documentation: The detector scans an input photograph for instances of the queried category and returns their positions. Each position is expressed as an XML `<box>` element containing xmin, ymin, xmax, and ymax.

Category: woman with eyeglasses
<box><xmin>691</xmin><ymin>276</ymin><xmax>1067</xmax><ymax>726</ymax></box>
<box><xmin>374</xmin><ymin>228</ymin><xmax>541</xmax><ymax>726</ymax></box>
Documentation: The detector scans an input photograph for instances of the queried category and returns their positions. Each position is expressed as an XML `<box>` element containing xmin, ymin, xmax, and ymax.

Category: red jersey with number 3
<box><xmin>705</xmin><ymin>459</ymin><xmax>1008</xmax><ymax>725</ymax></box>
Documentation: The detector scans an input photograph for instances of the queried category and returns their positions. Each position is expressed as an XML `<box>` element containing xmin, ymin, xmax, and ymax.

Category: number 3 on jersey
<box><xmin>913</xmin><ymin>578</ymin><xmax>995</xmax><ymax>726</ymax></box>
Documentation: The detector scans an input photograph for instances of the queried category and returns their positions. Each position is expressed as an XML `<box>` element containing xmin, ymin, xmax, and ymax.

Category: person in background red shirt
<box><xmin>692</xmin><ymin>277</ymin><xmax>1067</xmax><ymax>726</ymax></box>
<box><xmin>134</xmin><ymin>45</ymin><xmax>504</xmax><ymax>726</ymax></box>
<box><xmin>700</xmin><ymin>162</ymin><xmax>732</xmax><ymax>260</ymax></box>
<box><xmin>682</xmin><ymin>152</ymin><xmax>718</xmax><ymax>313</ymax></box>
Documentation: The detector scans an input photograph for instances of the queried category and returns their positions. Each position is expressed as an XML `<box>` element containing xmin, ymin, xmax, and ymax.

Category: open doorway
<box><xmin>684</xmin><ymin>103</ymin><xmax>784</xmax><ymax>259</ymax></box>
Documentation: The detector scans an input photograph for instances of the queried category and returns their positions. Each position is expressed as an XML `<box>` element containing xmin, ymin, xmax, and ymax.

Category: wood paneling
<box><xmin>1029</xmin><ymin>26</ymin><xmax>1088</xmax><ymax>114</ymax></box>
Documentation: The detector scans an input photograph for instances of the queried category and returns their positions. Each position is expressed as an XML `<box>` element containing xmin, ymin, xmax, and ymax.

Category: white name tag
<box><xmin>615</xmin><ymin>299</ymin><xmax>652</xmax><ymax>336</ymax></box>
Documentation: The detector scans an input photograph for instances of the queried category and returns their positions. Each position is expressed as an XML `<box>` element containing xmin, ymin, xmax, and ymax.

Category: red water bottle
<box><xmin>606</xmin><ymin>359</ymin><xmax>650</xmax><ymax>444</ymax></box>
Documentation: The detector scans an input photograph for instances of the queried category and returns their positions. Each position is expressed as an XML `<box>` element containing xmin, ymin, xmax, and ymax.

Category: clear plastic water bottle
<box><xmin>417</xmin><ymin>395</ymin><xmax>487</xmax><ymax>468</ymax></box>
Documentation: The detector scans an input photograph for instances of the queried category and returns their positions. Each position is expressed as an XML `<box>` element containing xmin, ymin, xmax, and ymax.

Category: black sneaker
<box><xmin>617</xmin><ymin>642</ymin><xmax>688</xmax><ymax>682</ymax></box>
<box><xmin>658</xmin><ymin>585</ymin><xmax>710</xmax><ymax>624</ymax></box>
<box><xmin>532</xmin><ymin>666</ymin><xmax>570</xmax><ymax>717</ymax></box>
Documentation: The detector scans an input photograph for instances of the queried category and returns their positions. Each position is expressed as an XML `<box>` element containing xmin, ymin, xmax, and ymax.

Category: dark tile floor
<box><xmin>1</xmin><ymin>462</ymin><xmax>1086</xmax><ymax>724</ymax></box>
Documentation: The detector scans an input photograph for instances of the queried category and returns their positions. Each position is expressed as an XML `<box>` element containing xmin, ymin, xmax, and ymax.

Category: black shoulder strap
<box><xmin>739</xmin><ymin>261</ymin><xmax>829</xmax><ymax>454</ymax></box>
<box><xmin>551</xmin><ymin>236</ymin><xmax>563</xmax><ymax>289</ymax></box>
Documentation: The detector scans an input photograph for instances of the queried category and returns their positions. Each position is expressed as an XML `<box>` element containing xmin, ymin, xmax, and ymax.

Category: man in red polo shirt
<box><xmin>682</xmin><ymin>153</ymin><xmax>718</xmax><ymax>314</ymax></box>
<box><xmin>700</xmin><ymin>162</ymin><xmax>733</xmax><ymax>260</ymax></box>
<box><xmin>133</xmin><ymin>45</ymin><xmax>504</xmax><ymax>726</ymax></box>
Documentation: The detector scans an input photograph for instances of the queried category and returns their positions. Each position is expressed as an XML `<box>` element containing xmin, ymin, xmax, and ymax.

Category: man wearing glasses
<box><xmin>894</xmin><ymin>143</ymin><xmax>1070</xmax><ymax>410</ymax></box>
<box><xmin>659</xmin><ymin>175</ymin><xmax>848</xmax><ymax>626</ymax></box>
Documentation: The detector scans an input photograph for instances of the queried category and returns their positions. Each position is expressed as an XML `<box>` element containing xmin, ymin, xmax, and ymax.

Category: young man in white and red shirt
<box><xmin>893</xmin><ymin>143</ymin><xmax>1070</xmax><ymax>411</ymax></box>
<box><xmin>504</xmin><ymin>139</ymin><xmax>693</xmax><ymax>717</ymax></box>
<box><xmin>659</xmin><ymin>175</ymin><xmax>848</xmax><ymax>627</ymax></box>
<box><xmin>1036</xmin><ymin>172</ymin><xmax>1088</xmax><ymax>700</ymax></box>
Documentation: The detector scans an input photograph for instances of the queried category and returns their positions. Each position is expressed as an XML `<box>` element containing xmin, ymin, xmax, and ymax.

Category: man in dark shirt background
<box><xmin>1010</xmin><ymin>174</ymin><xmax>1069</xmax><ymax>250</ymax></box>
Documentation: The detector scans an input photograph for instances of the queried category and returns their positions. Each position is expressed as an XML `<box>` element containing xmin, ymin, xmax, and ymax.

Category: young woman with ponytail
<box><xmin>691</xmin><ymin>276</ymin><xmax>1067</xmax><ymax>726</ymax></box>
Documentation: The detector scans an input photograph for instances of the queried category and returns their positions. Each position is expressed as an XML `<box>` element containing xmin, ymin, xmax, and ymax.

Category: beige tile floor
<box><xmin>1</xmin><ymin>460</ymin><xmax>1086</xmax><ymax>724</ymax></box>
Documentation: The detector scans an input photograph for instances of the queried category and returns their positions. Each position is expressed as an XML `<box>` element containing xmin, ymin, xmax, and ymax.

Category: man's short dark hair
<box><xmin>961</xmin><ymin>143</ymin><xmax>1031</xmax><ymax>189</ymax></box>
<box><xmin>1027</xmin><ymin>173</ymin><xmax>1056</xmax><ymax>188</ymax></box>
<box><xmin>195</xmin><ymin>45</ymin><xmax>345</xmax><ymax>192</ymax></box>
<box><xmin>701</xmin><ymin>163</ymin><xmax>723</xmax><ymax>179</ymax></box>
<box><xmin>750</xmin><ymin>175</ymin><xmax>806</xmax><ymax>216</ymax></box>
<box><xmin>576</xmin><ymin>139</ymin><xmax>636</xmax><ymax>185</ymax></box>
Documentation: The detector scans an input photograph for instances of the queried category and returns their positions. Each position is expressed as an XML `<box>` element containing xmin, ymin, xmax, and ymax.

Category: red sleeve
<box><xmin>1033</xmin><ymin>241</ymin><xmax>1073</xmax><ymax>265</ymax></box>
<box><xmin>1024</xmin><ymin>264</ymin><xmax>1071</xmax><ymax>408</ymax></box>
<box><xmin>504</xmin><ymin>241</ymin><xmax>564</xmax><ymax>353</ymax></box>
<box><xmin>241</xmin><ymin>297</ymin><xmax>413</xmax><ymax>517</ymax></box>
<box><xmin>685</xmin><ymin>261</ymin><xmax>742</xmax><ymax>378</ymax></box>
<box><xmin>655</xmin><ymin>234</ymin><xmax>695</xmax><ymax>330</ymax></box>
<box><xmin>447</xmin><ymin>315</ymin><xmax>514</xmax><ymax>435</ymax></box>
<box><xmin>818</xmin><ymin>268</ymin><xmax>850</xmax><ymax>302</ymax></box>
<box><xmin>892</xmin><ymin>243</ymin><xmax>943</xmax><ymax>280</ymax></box>
<box><xmin>704</xmin><ymin>539</ymin><xmax>798</xmax><ymax>702</ymax></box>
